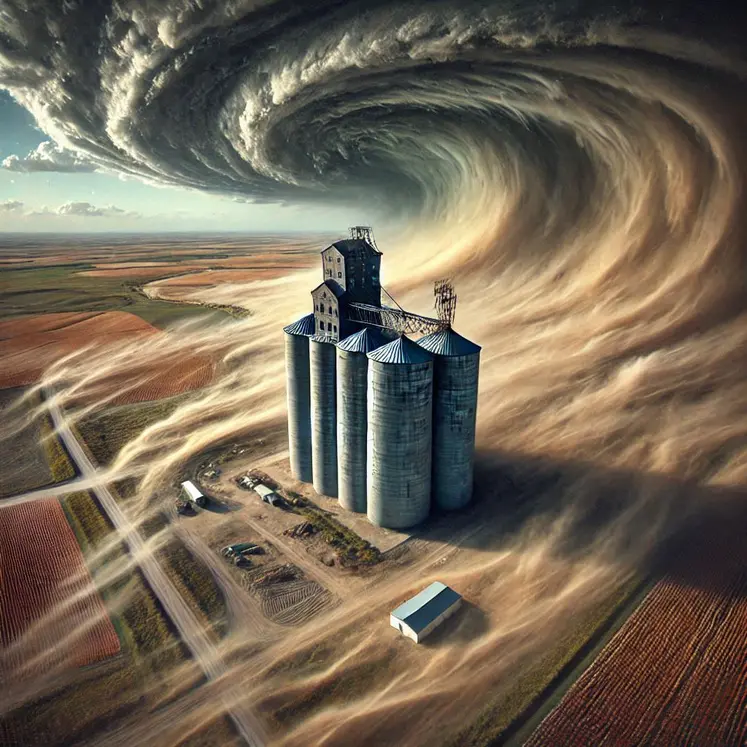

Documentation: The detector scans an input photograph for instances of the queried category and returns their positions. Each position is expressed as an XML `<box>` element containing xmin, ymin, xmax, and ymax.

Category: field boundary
<box><xmin>501</xmin><ymin>575</ymin><xmax>656</xmax><ymax>746</ymax></box>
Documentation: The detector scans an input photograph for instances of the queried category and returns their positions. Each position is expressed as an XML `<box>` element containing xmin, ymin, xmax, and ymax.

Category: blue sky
<box><xmin>0</xmin><ymin>91</ymin><xmax>357</xmax><ymax>233</ymax></box>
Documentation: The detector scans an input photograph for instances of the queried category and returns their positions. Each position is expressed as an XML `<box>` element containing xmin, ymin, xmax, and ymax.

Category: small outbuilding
<box><xmin>181</xmin><ymin>480</ymin><xmax>208</xmax><ymax>507</ymax></box>
<box><xmin>253</xmin><ymin>483</ymin><xmax>282</xmax><ymax>506</ymax></box>
<box><xmin>390</xmin><ymin>582</ymin><xmax>462</xmax><ymax>643</ymax></box>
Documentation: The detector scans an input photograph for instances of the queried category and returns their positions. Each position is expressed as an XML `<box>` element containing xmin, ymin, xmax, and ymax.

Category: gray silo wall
<box><xmin>310</xmin><ymin>339</ymin><xmax>338</xmax><ymax>496</ymax></box>
<box><xmin>336</xmin><ymin>349</ymin><xmax>368</xmax><ymax>512</ymax></box>
<box><xmin>431</xmin><ymin>352</ymin><xmax>480</xmax><ymax>510</ymax></box>
<box><xmin>367</xmin><ymin>360</ymin><xmax>433</xmax><ymax>528</ymax></box>
<box><xmin>284</xmin><ymin>333</ymin><xmax>312</xmax><ymax>483</ymax></box>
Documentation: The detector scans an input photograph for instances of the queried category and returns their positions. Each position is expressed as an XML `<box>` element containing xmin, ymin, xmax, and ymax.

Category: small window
<box><xmin>336</xmin><ymin>257</ymin><xmax>340</xmax><ymax>263</ymax></box>
<box><xmin>337</xmin><ymin>272</ymin><xmax>342</xmax><ymax>278</ymax></box>
<box><xmin>327</xmin><ymin>270</ymin><xmax>332</xmax><ymax>277</ymax></box>
<box><xmin>327</xmin><ymin>305</ymin><xmax>332</xmax><ymax>314</ymax></box>
<box><xmin>320</xmin><ymin>321</ymin><xmax>325</xmax><ymax>330</ymax></box>
<box><xmin>334</xmin><ymin>309</ymin><xmax>338</xmax><ymax>317</ymax></box>
<box><xmin>333</xmin><ymin>325</ymin><xmax>337</xmax><ymax>333</ymax></box>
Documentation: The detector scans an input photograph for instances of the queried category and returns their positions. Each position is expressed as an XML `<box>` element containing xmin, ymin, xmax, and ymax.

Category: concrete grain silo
<box><xmin>417</xmin><ymin>328</ymin><xmax>481</xmax><ymax>510</ymax></box>
<box><xmin>283</xmin><ymin>314</ymin><xmax>315</xmax><ymax>483</ymax></box>
<box><xmin>336</xmin><ymin>327</ymin><xmax>387</xmax><ymax>513</ymax></box>
<box><xmin>310</xmin><ymin>335</ymin><xmax>338</xmax><ymax>496</ymax></box>
<box><xmin>367</xmin><ymin>336</ymin><xmax>434</xmax><ymax>529</ymax></box>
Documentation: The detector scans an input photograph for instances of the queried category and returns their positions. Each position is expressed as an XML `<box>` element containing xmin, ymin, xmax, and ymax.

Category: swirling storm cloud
<box><xmin>3</xmin><ymin>1</ymin><xmax>747</xmax><ymax>745</ymax></box>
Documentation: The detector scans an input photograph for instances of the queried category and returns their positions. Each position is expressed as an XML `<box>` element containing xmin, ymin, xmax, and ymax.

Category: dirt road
<box><xmin>41</xmin><ymin>389</ymin><xmax>266</xmax><ymax>747</ymax></box>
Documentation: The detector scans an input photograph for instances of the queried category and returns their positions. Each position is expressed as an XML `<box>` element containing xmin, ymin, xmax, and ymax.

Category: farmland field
<box><xmin>0</xmin><ymin>311</ymin><xmax>216</xmax><ymax>404</ymax></box>
<box><xmin>525</xmin><ymin>515</ymin><xmax>747</xmax><ymax>746</ymax></box>
<box><xmin>76</xmin><ymin>395</ymin><xmax>189</xmax><ymax>466</ymax></box>
<box><xmin>1</xmin><ymin>489</ymin><xmax>236</xmax><ymax>747</ymax></box>
<box><xmin>0</xmin><ymin>498</ymin><xmax>121</xmax><ymax>676</ymax></box>
<box><xmin>0</xmin><ymin>387</ymin><xmax>74</xmax><ymax>498</ymax></box>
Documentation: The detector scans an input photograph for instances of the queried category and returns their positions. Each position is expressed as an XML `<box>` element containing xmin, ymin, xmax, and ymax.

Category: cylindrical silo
<box><xmin>336</xmin><ymin>328</ymin><xmax>387</xmax><ymax>513</ymax></box>
<box><xmin>310</xmin><ymin>334</ymin><xmax>338</xmax><ymax>497</ymax></box>
<box><xmin>367</xmin><ymin>336</ymin><xmax>433</xmax><ymax>529</ymax></box>
<box><xmin>417</xmin><ymin>328</ymin><xmax>481</xmax><ymax>511</ymax></box>
<box><xmin>283</xmin><ymin>314</ymin><xmax>315</xmax><ymax>483</ymax></box>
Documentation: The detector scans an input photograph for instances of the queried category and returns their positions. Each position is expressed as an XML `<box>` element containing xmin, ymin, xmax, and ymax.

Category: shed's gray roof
<box><xmin>326</xmin><ymin>238</ymin><xmax>382</xmax><ymax>257</ymax></box>
<box><xmin>283</xmin><ymin>313</ymin><xmax>315</xmax><ymax>336</ymax></box>
<box><xmin>417</xmin><ymin>328</ymin><xmax>481</xmax><ymax>356</ymax></box>
<box><xmin>310</xmin><ymin>334</ymin><xmax>338</xmax><ymax>344</ymax></box>
<box><xmin>391</xmin><ymin>582</ymin><xmax>462</xmax><ymax>633</ymax></box>
<box><xmin>337</xmin><ymin>327</ymin><xmax>387</xmax><ymax>353</ymax></box>
<box><xmin>367</xmin><ymin>335</ymin><xmax>433</xmax><ymax>365</ymax></box>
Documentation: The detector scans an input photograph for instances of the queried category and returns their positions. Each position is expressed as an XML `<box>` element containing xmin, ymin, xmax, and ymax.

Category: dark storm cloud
<box><xmin>0</xmin><ymin>1</ymin><xmax>744</xmax><ymax>221</ymax></box>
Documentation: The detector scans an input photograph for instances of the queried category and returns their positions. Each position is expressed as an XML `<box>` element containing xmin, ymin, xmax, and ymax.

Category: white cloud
<box><xmin>0</xmin><ymin>200</ymin><xmax>139</xmax><ymax>220</ymax></box>
<box><xmin>0</xmin><ymin>199</ymin><xmax>25</xmax><ymax>214</ymax></box>
<box><xmin>2</xmin><ymin>141</ymin><xmax>97</xmax><ymax>173</ymax></box>
<box><xmin>56</xmin><ymin>201</ymin><xmax>139</xmax><ymax>218</ymax></box>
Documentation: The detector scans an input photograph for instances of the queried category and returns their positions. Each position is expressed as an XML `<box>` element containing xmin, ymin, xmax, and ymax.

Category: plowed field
<box><xmin>526</xmin><ymin>517</ymin><xmax>747</xmax><ymax>746</ymax></box>
<box><xmin>0</xmin><ymin>499</ymin><xmax>120</xmax><ymax>676</ymax></box>
<box><xmin>0</xmin><ymin>311</ymin><xmax>215</xmax><ymax>403</ymax></box>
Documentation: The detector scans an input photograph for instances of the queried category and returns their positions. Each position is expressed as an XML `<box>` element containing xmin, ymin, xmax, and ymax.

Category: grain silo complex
<box><xmin>283</xmin><ymin>227</ymin><xmax>481</xmax><ymax>529</ymax></box>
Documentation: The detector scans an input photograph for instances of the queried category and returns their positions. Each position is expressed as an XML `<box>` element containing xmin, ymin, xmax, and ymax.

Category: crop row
<box><xmin>526</xmin><ymin>525</ymin><xmax>747</xmax><ymax>745</ymax></box>
<box><xmin>0</xmin><ymin>499</ymin><xmax>121</xmax><ymax>677</ymax></box>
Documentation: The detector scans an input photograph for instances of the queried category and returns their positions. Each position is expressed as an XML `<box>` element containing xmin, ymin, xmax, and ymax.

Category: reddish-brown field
<box><xmin>526</xmin><ymin>518</ymin><xmax>747</xmax><ymax>746</ymax></box>
<box><xmin>0</xmin><ymin>311</ymin><xmax>216</xmax><ymax>403</ymax></box>
<box><xmin>0</xmin><ymin>311</ymin><xmax>156</xmax><ymax>389</ymax></box>
<box><xmin>0</xmin><ymin>499</ymin><xmax>121</xmax><ymax>676</ymax></box>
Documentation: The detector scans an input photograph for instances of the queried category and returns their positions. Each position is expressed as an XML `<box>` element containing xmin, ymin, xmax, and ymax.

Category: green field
<box><xmin>76</xmin><ymin>395</ymin><xmax>189</xmax><ymax>467</ymax></box>
<box><xmin>0</xmin><ymin>388</ymin><xmax>75</xmax><ymax>498</ymax></box>
<box><xmin>0</xmin><ymin>263</ymin><xmax>230</xmax><ymax>328</ymax></box>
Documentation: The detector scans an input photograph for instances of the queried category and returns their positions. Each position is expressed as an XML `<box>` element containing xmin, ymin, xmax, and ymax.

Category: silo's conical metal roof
<box><xmin>283</xmin><ymin>313</ymin><xmax>315</xmax><ymax>336</ymax></box>
<box><xmin>417</xmin><ymin>328</ymin><xmax>481</xmax><ymax>356</ymax></box>
<box><xmin>337</xmin><ymin>327</ymin><xmax>387</xmax><ymax>353</ymax></box>
<box><xmin>367</xmin><ymin>335</ymin><xmax>433</xmax><ymax>364</ymax></box>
